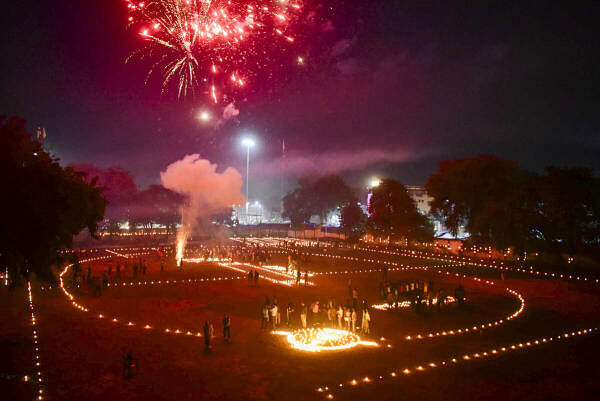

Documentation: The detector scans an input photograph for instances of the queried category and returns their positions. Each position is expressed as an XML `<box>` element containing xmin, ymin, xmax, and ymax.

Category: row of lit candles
<box><xmin>251</xmin><ymin>237</ymin><xmax>595</xmax><ymax>285</ymax></box>
<box><xmin>27</xmin><ymin>281</ymin><xmax>45</xmax><ymax>400</ymax></box>
<box><xmin>260</xmin><ymin>237</ymin><xmax>600</xmax><ymax>286</ymax></box>
<box><xmin>351</xmin><ymin>244</ymin><xmax>600</xmax><ymax>285</ymax></box>
<box><xmin>316</xmin><ymin>327</ymin><xmax>599</xmax><ymax>399</ymax></box>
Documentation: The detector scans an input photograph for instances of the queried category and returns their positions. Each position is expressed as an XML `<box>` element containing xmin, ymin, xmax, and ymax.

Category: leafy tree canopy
<box><xmin>340</xmin><ymin>202</ymin><xmax>367</xmax><ymax>243</ymax></box>
<box><xmin>368</xmin><ymin>178</ymin><xmax>433</xmax><ymax>242</ymax></box>
<box><xmin>282</xmin><ymin>175</ymin><xmax>355</xmax><ymax>227</ymax></box>
<box><xmin>0</xmin><ymin>117</ymin><xmax>107</xmax><ymax>285</ymax></box>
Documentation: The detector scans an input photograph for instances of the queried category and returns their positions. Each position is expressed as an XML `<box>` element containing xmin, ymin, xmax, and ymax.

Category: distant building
<box><xmin>405</xmin><ymin>185</ymin><xmax>468</xmax><ymax>239</ymax></box>
<box><xmin>405</xmin><ymin>186</ymin><xmax>433</xmax><ymax>215</ymax></box>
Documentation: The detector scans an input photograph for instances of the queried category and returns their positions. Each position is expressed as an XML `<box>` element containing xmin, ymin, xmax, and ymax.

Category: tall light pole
<box><xmin>242</xmin><ymin>138</ymin><xmax>255</xmax><ymax>215</ymax></box>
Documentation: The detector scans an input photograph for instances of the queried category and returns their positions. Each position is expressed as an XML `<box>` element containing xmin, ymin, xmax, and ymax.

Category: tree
<box><xmin>0</xmin><ymin>117</ymin><xmax>107</xmax><ymax>285</ymax></box>
<box><xmin>136</xmin><ymin>184</ymin><xmax>183</xmax><ymax>228</ymax></box>
<box><xmin>282</xmin><ymin>175</ymin><xmax>355</xmax><ymax>228</ymax></box>
<box><xmin>368</xmin><ymin>178</ymin><xmax>433</xmax><ymax>242</ymax></box>
<box><xmin>71</xmin><ymin>163</ymin><xmax>137</xmax><ymax>222</ymax></box>
<box><xmin>309</xmin><ymin>175</ymin><xmax>355</xmax><ymax>223</ymax></box>
<box><xmin>282</xmin><ymin>188</ymin><xmax>312</xmax><ymax>229</ymax></box>
<box><xmin>426</xmin><ymin>155</ymin><xmax>528</xmax><ymax>250</ymax></box>
<box><xmin>532</xmin><ymin>167</ymin><xmax>600</xmax><ymax>254</ymax></box>
<box><xmin>340</xmin><ymin>202</ymin><xmax>367</xmax><ymax>242</ymax></box>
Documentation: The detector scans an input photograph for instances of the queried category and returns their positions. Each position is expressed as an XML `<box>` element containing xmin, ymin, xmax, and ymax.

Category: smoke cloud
<box><xmin>253</xmin><ymin>147</ymin><xmax>428</xmax><ymax>178</ymax></box>
<box><xmin>160</xmin><ymin>155</ymin><xmax>244</xmax><ymax>256</ymax></box>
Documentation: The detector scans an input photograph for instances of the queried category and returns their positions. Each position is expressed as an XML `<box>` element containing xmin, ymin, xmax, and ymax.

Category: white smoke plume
<box><xmin>211</xmin><ymin>102</ymin><xmax>240</xmax><ymax>128</ymax></box>
<box><xmin>221</xmin><ymin>102</ymin><xmax>240</xmax><ymax>121</ymax></box>
<box><xmin>160</xmin><ymin>154</ymin><xmax>244</xmax><ymax>261</ymax></box>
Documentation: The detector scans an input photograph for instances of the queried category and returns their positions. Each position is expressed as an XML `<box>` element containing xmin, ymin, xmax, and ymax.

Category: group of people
<box><xmin>202</xmin><ymin>315</ymin><xmax>232</xmax><ymax>351</ymax></box>
<box><xmin>380</xmin><ymin>279</ymin><xmax>466</xmax><ymax>309</ymax></box>
<box><xmin>231</xmin><ymin>243</ymin><xmax>272</xmax><ymax>266</ymax></box>
<box><xmin>247</xmin><ymin>269</ymin><xmax>260</xmax><ymax>286</ymax></box>
<box><xmin>260</xmin><ymin>296</ymin><xmax>372</xmax><ymax>335</ymax></box>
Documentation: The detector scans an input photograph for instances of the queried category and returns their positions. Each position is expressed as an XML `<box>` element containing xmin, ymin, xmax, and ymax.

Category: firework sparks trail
<box><xmin>125</xmin><ymin>0</ymin><xmax>303</xmax><ymax>101</ymax></box>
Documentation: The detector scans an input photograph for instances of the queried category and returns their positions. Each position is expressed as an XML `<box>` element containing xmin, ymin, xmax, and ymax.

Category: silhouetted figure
<box><xmin>203</xmin><ymin>321</ymin><xmax>213</xmax><ymax>350</ymax></box>
<box><xmin>122</xmin><ymin>352</ymin><xmax>135</xmax><ymax>379</ymax></box>
<box><xmin>455</xmin><ymin>284</ymin><xmax>466</xmax><ymax>306</ymax></box>
<box><xmin>223</xmin><ymin>315</ymin><xmax>231</xmax><ymax>342</ymax></box>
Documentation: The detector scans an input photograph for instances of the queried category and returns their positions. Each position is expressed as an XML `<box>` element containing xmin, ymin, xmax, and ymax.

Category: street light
<box><xmin>369</xmin><ymin>177</ymin><xmax>382</xmax><ymax>188</ymax></box>
<box><xmin>242</xmin><ymin>138</ymin><xmax>255</xmax><ymax>214</ymax></box>
<box><xmin>198</xmin><ymin>111</ymin><xmax>211</xmax><ymax>121</ymax></box>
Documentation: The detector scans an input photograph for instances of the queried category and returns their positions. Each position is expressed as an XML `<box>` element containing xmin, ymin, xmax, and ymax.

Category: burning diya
<box><xmin>274</xmin><ymin>328</ymin><xmax>379</xmax><ymax>352</ymax></box>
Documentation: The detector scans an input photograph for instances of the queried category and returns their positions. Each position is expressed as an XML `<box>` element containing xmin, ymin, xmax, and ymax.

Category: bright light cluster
<box><xmin>371</xmin><ymin>296</ymin><xmax>456</xmax><ymax>310</ymax></box>
<box><xmin>274</xmin><ymin>328</ymin><xmax>378</xmax><ymax>352</ymax></box>
<box><xmin>27</xmin><ymin>282</ymin><xmax>45</xmax><ymax>400</ymax></box>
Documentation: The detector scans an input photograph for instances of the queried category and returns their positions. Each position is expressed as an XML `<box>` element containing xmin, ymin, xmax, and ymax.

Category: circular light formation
<box><xmin>284</xmin><ymin>328</ymin><xmax>378</xmax><ymax>352</ymax></box>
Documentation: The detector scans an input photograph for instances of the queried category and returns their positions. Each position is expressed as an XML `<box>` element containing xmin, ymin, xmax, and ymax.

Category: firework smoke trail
<box><xmin>125</xmin><ymin>0</ymin><xmax>302</xmax><ymax>101</ymax></box>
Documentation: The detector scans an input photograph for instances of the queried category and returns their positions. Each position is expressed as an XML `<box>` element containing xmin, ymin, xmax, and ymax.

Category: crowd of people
<box><xmin>380</xmin><ymin>277</ymin><xmax>466</xmax><ymax>309</ymax></box>
<box><xmin>260</xmin><ymin>293</ymin><xmax>372</xmax><ymax>335</ymax></box>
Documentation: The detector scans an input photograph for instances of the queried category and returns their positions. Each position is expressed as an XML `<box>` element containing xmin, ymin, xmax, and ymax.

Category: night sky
<box><xmin>2</xmin><ymin>1</ymin><xmax>599</xmax><ymax>208</ymax></box>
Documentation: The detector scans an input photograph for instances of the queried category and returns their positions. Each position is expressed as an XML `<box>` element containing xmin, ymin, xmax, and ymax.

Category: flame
<box><xmin>176</xmin><ymin>238</ymin><xmax>184</xmax><ymax>266</ymax></box>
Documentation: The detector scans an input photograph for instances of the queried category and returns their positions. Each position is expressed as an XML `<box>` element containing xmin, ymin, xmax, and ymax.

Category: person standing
<box><xmin>223</xmin><ymin>315</ymin><xmax>231</xmax><ymax>342</ymax></box>
<box><xmin>203</xmin><ymin>321</ymin><xmax>212</xmax><ymax>350</ymax></box>
<box><xmin>337</xmin><ymin>305</ymin><xmax>344</xmax><ymax>329</ymax></box>
<box><xmin>286</xmin><ymin>301</ymin><xmax>294</xmax><ymax>327</ymax></box>
<box><xmin>300</xmin><ymin>303</ymin><xmax>308</xmax><ymax>329</ymax></box>
<box><xmin>261</xmin><ymin>304</ymin><xmax>269</xmax><ymax>330</ymax></box>
<box><xmin>361</xmin><ymin>308</ymin><xmax>371</xmax><ymax>334</ymax></box>
<box><xmin>270</xmin><ymin>303</ymin><xmax>278</xmax><ymax>330</ymax></box>
<box><xmin>273</xmin><ymin>296</ymin><xmax>280</xmax><ymax>326</ymax></box>
<box><xmin>122</xmin><ymin>351</ymin><xmax>135</xmax><ymax>379</ymax></box>
<box><xmin>312</xmin><ymin>301</ymin><xmax>320</xmax><ymax>327</ymax></box>
<box><xmin>344</xmin><ymin>307</ymin><xmax>351</xmax><ymax>331</ymax></box>
<box><xmin>351</xmin><ymin>309</ymin><xmax>357</xmax><ymax>333</ymax></box>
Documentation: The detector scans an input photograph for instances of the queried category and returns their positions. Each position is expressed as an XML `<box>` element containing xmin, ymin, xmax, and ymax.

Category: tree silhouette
<box><xmin>0</xmin><ymin>117</ymin><xmax>107</xmax><ymax>285</ymax></box>
<box><xmin>340</xmin><ymin>202</ymin><xmax>367</xmax><ymax>242</ymax></box>
<box><xmin>426</xmin><ymin>155</ymin><xmax>527</xmax><ymax>249</ymax></box>
<box><xmin>368</xmin><ymin>178</ymin><xmax>433</xmax><ymax>242</ymax></box>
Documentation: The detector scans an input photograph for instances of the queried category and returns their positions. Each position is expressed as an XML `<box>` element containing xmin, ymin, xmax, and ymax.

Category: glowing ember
<box><xmin>274</xmin><ymin>328</ymin><xmax>378</xmax><ymax>352</ymax></box>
